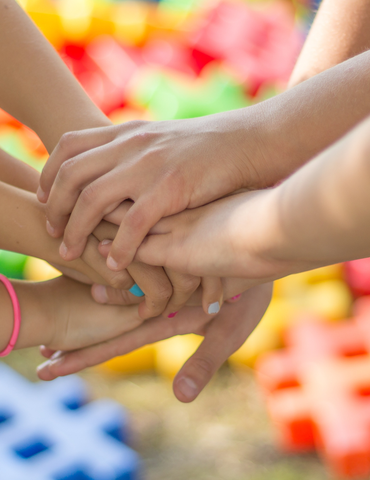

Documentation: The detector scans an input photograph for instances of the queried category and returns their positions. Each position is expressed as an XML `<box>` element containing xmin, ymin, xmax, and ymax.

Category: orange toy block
<box><xmin>255</xmin><ymin>308</ymin><xmax>370</xmax><ymax>478</ymax></box>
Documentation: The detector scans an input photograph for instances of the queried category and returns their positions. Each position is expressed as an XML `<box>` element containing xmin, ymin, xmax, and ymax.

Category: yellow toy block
<box><xmin>112</xmin><ymin>2</ymin><xmax>149</xmax><ymax>47</ymax></box>
<box><xmin>99</xmin><ymin>344</ymin><xmax>156</xmax><ymax>375</ymax></box>
<box><xmin>23</xmin><ymin>257</ymin><xmax>61</xmax><ymax>281</ymax></box>
<box><xmin>155</xmin><ymin>334</ymin><xmax>203</xmax><ymax>378</ymax></box>
<box><xmin>57</xmin><ymin>0</ymin><xmax>92</xmax><ymax>44</ymax></box>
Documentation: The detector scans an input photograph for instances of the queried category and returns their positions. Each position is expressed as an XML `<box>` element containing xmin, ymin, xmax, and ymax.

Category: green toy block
<box><xmin>131</xmin><ymin>65</ymin><xmax>250</xmax><ymax>120</ymax></box>
<box><xmin>0</xmin><ymin>129</ymin><xmax>44</xmax><ymax>172</ymax></box>
<box><xmin>0</xmin><ymin>250</ymin><xmax>28</xmax><ymax>279</ymax></box>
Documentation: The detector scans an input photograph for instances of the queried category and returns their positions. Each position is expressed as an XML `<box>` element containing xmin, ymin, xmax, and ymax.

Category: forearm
<box><xmin>0</xmin><ymin>280</ymin><xmax>50</xmax><ymax>351</ymax></box>
<box><xmin>250</xmin><ymin>51</ymin><xmax>370</xmax><ymax>185</ymax></box>
<box><xmin>0</xmin><ymin>148</ymin><xmax>39</xmax><ymax>193</ymax></box>
<box><xmin>289</xmin><ymin>0</ymin><xmax>370</xmax><ymax>87</ymax></box>
<box><xmin>0</xmin><ymin>0</ymin><xmax>111</xmax><ymax>153</ymax></box>
<box><xmin>262</xmin><ymin>115</ymin><xmax>370</xmax><ymax>272</ymax></box>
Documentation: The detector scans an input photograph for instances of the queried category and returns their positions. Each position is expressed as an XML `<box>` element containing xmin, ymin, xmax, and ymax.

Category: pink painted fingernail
<box><xmin>46</xmin><ymin>220</ymin><xmax>55</xmax><ymax>236</ymax></box>
<box><xmin>230</xmin><ymin>294</ymin><xmax>241</xmax><ymax>301</ymax></box>
<box><xmin>168</xmin><ymin>312</ymin><xmax>178</xmax><ymax>318</ymax></box>
<box><xmin>107</xmin><ymin>256</ymin><xmax>119</xmax><ymax>270</ymax></box>
<box><xmin>59</xmin><ymin>242</ymin><xmax>68</xmax><ymax>258</ymax></box>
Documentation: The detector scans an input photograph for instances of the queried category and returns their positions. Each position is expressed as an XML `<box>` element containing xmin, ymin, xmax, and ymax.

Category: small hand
<box><xmin>37</xmin><ymin>283</ymin><xmax>273</xmax><ymax>403</ymax></box>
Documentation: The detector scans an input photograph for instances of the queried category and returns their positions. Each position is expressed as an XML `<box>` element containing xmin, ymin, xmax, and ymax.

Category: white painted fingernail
<box><xmin>101</xmin><ymin>239</ymin><xmax>112</xmax><ymax>246</ymax></box>
<box><xmin>208</xmin><ymin>301</ymin><xmax>220</xmax><ymax>314</ymax></box>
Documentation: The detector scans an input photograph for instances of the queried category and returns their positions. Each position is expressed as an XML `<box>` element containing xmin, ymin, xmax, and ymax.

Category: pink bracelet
<box><xmin>0</xmin><ymin>274</ymin><xmax>21</xmax><ymax>357</ymax></box>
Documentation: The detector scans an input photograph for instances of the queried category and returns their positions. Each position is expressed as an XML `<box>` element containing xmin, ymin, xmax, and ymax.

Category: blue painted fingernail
<box><xmin>129</xmin><ymin>284</ymin><xmax>145</xmax><ymax>297</ymax></box>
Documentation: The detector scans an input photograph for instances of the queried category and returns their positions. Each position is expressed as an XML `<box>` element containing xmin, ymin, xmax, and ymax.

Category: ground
<box><xmin>4</xmin><ymin>347</ymin><xmax>329</xmax><ymax>480</ymax></box>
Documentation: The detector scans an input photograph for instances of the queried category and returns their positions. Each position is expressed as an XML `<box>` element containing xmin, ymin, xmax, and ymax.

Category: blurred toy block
<box><xmin>345</xmin><ymin>258</ymin><xmax>370</xmax><ymax>297</ymax></box>
<box><xmin>0</xmin><ymin>250</ymin><xmax>28</xmax><ymax>279</ymax></box>
<box><xmin>190</xmin><ymin>0</ymin><xmax>303</xmax><ymax>94</ymax></box>
<box><xmin>100</xmin><ymin>344</ymin><xmax>157</xmax><ymax>376</ymax></box>
<box><xmin>0</xmin><ymin>363</ymin><xmax>141</xmax><ymax>480</ymax></box>
<box><xmin>155</xmin><ymin>334</ymin><xmax>203</xmax><ymax>378</ymax></box>
<box><xmin>255</xmin><ymin>308</ymin><xmax>370</xmax><ymax>478</ymax></box>
<box><xmin>130</xmin><ymin>64</ymin><xmax>250</xmax><ymax>120</ymax></box>
<box><xmin>25</xmin><ymin>0</ymin><xmax>65</xmax><ymax>50</ymax></box>
<box><xmin>23</xmin><ymin>257</ymin><xmax>61</xmax><ymax>282</ymax></box>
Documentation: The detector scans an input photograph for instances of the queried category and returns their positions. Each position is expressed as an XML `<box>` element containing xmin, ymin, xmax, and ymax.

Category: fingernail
<box><xmin>93</xmin><ymin>284</ymin><xmax>108</xmax><ymax>304</ymax></box>
<box><xmin>107</xmin><ymin>255</ymin><xmax>119</xmax><ymax>270</ymax></box>
<box><xmin>230</xmin><ymin>294</ymin><xmax>241</xmax><ymax>301</ymax></box>
<box><xmin>46</xmin><ymin>220</ymin><xmax>55</xmax><ymax>236</ymax></box>
<box><xmin>59</xmin><ymin>242</ymin><xmax>68</xmax><ymax>259</ymax></box>
<box><xmin>129</xmin><ymin>284</ymin><xmax>145</xmax><ymax>297</ymax></box>
<box><xmin>37</xmin><ymin>356</ymin><xmax>64</xmax><ymax>372</ymax></box>
<box><xmin>177</xmin><ymin>377</ymin><xmax>199</xmax><ymax>399</ymax></box>
<box><xmin>50</xmin><ymin>350</ymin><xmax>63</xmax><ymax>361</ymax></box>
<box><xmin>208</xmin><ymin>301</ymin><xmax>220</xmax><ymax>314</ymax></box>
<box><xmin>37</xmin><ymin>186</ymin><xmax>47</xmax><ymax>202</ymax></box>
<box><xmin>168</xmin><ymin>311</ymin><xmax>178</xmax><ymax>318</ymax></box>
<box><xmin>101</xmin><ymin>239</ymin><xmax>112</xmax><ymax>246</ymax></box>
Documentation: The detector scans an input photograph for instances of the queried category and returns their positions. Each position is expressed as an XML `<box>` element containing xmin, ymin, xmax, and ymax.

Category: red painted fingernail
<box><xmin>230</xmin><ymin>294</ymin><xmax>241</xmax><ymax>301</ymax></box>
<box><xmin>168</xmin><ymin>312</ymin><xmax>178</xmax><ymax>318</ymax></box>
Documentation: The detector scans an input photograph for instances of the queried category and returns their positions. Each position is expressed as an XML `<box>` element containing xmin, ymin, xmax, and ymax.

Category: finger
<box><xmin>39</xmin><ymin>346</ymin><xmax>56</xmax><ymax>359</ymax></box>
<box><xmin>36</xmin><ymin>305</ymin><xmax>211</xmax><ymax>380</ymax></box>
<box><xmin>45</xmin><ymin>145</ymin><xmax>116</xmax><ymax>237</ymax></box>
<box><xmin>135</xmin><ymin>230</ymin><xmax>174</xmax><ymax>268</ymax></box>
<box><xmin>127</xmin><ymin>262</ymin><xmax>173</xmax><ymax>320</ymax></box>
<box><xmin>107</xmin><ymin>196</ymin><xmax>169</xmax><ymax>271</ymax></box>
<box><xmin>82</xmin><ymin>235</ymin><xmax>135</xmax><ymax>289</ymax></box>
<box><xmin>173</xmin><ymin>286</ymin><xmax>271</xmax><ymax>402</ymax></box>
<box><xmin>91</xmin><ymin>284</ymin><xmax>142</xmax><ymax>306</ymax></box>
<box><xmin>162</xmin><ymin>269</ymin><xmax>200</xmax><ymax>319</ymax></box>
<box><xmin>201</xmin><ymin>277</ymin><xmax>224</xmax><ymax>316</ymax></box>
<box><xmin>103</xmin><ymin>201</ymin><xmax>133</xmax><ymax>225</ymax></box>
<box><xmin>59</xmin><ymin>172</ymin><xmax>127</xmax><ymax>261</ymax></box>
<box><xmin>38</xmin><ymin>127</ymin><xmax>117</xmax><ymax>202</ymax></box>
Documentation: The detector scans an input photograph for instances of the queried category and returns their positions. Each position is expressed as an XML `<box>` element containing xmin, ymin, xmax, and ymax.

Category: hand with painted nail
<box><xmin>37</xmin><ymin>283</ymin><xmax>273</xmax><ymax>403</ymax></box>
<box><xmin>37</xmin><ymin>109</ymin><xmax>274</xmax><ymax>271</ymax></box>
<box><xmin>8</xmin><ymin>275</ymin><xmax>144</xmax><ymax>354</ymax></box>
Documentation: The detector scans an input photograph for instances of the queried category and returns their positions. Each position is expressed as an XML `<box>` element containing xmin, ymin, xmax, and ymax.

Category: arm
<box><xmin>135</xmin><ymin>114</ymin><xmax>370</xmax><ymax>280</ymax></box>
<box><xmin>40</xmin><ymin>49</ymin><xmax>370</xmax><ymax>270</ymax></box>
<box><xmin>0</xmin><ymin>148</ymin><xmax>39</xmax><ymax>192</ymax></box>
<box><xmin>290</xmin><ymin>0</ymin><xmax>370</xmax><ymax>86</ymax></box>
<box><xmin>0</xmin><ymin>0</ymin><xmax>110</xmax><ymax>153</ymax></box>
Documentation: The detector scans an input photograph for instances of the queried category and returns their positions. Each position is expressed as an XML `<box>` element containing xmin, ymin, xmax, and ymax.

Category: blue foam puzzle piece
<box><xmin>128</xmin><ymin>285</ymin><xmax>144</xmax><ymax>297</ymax></box>
<box><xmin>0</xmin><ymin>363</ymin><xmax>142</xmax><ymax>480</ymax></box>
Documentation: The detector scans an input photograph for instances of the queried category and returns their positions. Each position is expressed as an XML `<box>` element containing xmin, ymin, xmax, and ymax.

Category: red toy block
<box><xmin>345</xmin><ymin>259</ymin><xmax>370</xmax><ymax>297</ymax></box>
<box><xmin>190</xmin><ymin>1</ymin><xmax>303</xmax><ymax>94</ymax></box>
<box><xmin>255</xmin><ymin>310</ymin><xmax>370</xmax><ymax>478</ymax></box>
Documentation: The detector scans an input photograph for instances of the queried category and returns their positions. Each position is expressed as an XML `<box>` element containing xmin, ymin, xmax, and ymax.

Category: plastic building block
<box><xmin>0</xmin><ymin>250</ymin><xmax>28</xmax><ymax>279</ymax></box>
<box><xmin>0</xmin><ymin>363</ymin><xmax>141</xmax><ymax>480</ymax></box>
<box><xmin>255</xmin><ymin>309</ymin><xmax>370</xmax><ymax>478</ymax></box>
<box><xmin>190</xmin><ymin>1</ymin><xmax>303</xmax><ymax>94</ymax></box>
<box><xmin>345</xmin><ymin>258</ymin><xmax>370</xmax><ymax>297</ymax></box>
<box><xmin>130</xmin><ymin>64</ymin><xmax>250</xmax><ymax>120</ymax></box>
<box><xmin>23</xmin><ymin>257</ymin><xmax>61</xmax><ymax>282</ymax></box>
<box><xmin>155</xmin><ymin>335</ymin><xmax>203</xmax><ymax>378</ymax></box>
<box><xmin>100</xmin><ymin>344</ymin><xmax>156</xmax><ymax>376</ymax></box>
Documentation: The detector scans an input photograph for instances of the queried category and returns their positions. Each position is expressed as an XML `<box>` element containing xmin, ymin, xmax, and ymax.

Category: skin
<box><xmin>0</xmin><ymin>0</ymin><xmax>227</xmax><ymax>318</ymax></box>
<box><xmin>36</xmin><ymin>0</ymin><xmax>370</xmax><ymax>405</ymax></box>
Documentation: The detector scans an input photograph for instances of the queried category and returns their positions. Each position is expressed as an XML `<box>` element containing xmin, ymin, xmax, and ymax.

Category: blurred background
<box><xmin>4</xmin><ymin>0</ymin><xmax>370</xmax><ymax>479</ymax></box>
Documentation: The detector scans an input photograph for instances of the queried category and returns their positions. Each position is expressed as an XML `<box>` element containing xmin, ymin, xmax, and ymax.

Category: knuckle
<box><xmin>125</xmin><ymin>206</ymin><xmax>148</xmax><ymax>232</ymax></box>
<box><xmin>57</xmin><ymin>158</ymin><xmax>78</xmax><ymax>183</ymax></box>
<box><xmin>80</xmin><ymin>183</ymin><xmax>99</xmax><ymax>206</ymax></box>
<box><xmin>191</xmin><ymin>355</ymin><xmax>214</xmax><ymax>378</ymax></box>
<box><xmin>59</xmin><ymin>131</ymin><xmax>78</xmax><ymax>150</ymax></box>
<box><xmin>108</xmin><ymin>273</ymin><xmax>130</xmax><ymax>290</ymax></box>
<box><xmin>175</xmin><ymin>276</ymin><xmax>200</xmax><ymax>294</ymax></box>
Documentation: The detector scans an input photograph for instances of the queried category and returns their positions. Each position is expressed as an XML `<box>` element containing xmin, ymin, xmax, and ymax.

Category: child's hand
<box><xmin>37</xmin><ymin>283</ymin><xmax>273</xmax><ymax>403</ymax></box>
<box><xmin>38</xmin><ymin>111</ymin><xmax>273</xmax><ymax>270</ymax></box>
<box><xmin>24</xmin><ymin>276</ymin><xmax>144</xmax><ymax>352</ymax></box>
<box><xmin>135</xmin><ymin>189</ymin><xmax>286</xmax><ymax>281</ymax></box>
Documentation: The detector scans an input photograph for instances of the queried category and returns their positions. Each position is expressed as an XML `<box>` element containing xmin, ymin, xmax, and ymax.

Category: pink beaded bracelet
<box><xmin>0</xmin><ymin>274</ymin><xmax>21</xmax><ymax>357</ymax></box>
